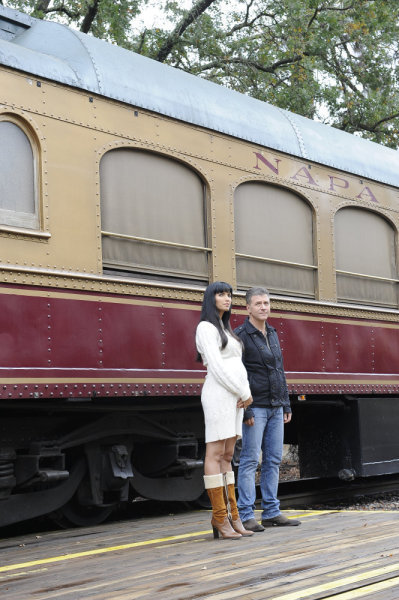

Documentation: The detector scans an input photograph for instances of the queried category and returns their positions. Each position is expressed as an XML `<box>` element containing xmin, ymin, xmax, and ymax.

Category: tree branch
<box><xmin>226</xmin><ymin>0</ymin><xmax>274</xmax><ymax>36</ymax></box>
<box><xmin>39</xmin><ymin>3</ymin><xmax>81</xmax><ymax>20</ymax></box>
<box><xmin>80</xmin><ymin>0</ymin><xmax>101</xmax><ymax>34</ymax></box>
<box><xmin>307</xmin><ymin>7</ymin><xmax>319</xmax><ymax>30</ymax></box>
<box><xmin>34</xmin><ymin>0</ymin><xmax>52</xmax><ymax>14</ymax></box>
<box><xmin>198</xmin><ymin>54</ymin><xmax>305</xmax><ymax>75</ymax></box>
<box><xmin>360</xmin><ymin>112</ymin><xmax>399</xmax><ymax>132</ymax></box>
<box><xmin>327</xmin><ymin>46</ymin><xmax>364</xmax><ymax>99</ymax></box>
<box><xmin>135</xmin><ymin>28</ymin><xmax>148</xmax><ymax>54</ymax></box>
<box><xmin>155</xmin><ymin>0</ymin><xmax>217</xmax><ymax>63</ymax></box>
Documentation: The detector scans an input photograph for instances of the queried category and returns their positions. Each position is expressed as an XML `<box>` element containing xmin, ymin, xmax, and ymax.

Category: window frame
<box><xmin>99</xmin><ymin>148</ymin><xmax>210</xmax><ymax>285</ymax></box>
<box><xmin>233</xmin><ymin>181</ymin><xmax>317</xmax><ymax>298</ymax></box>
<box><xmin>334</xmin><ymin>206</ymin><xmax>398</xmax><ymax>308</ymax></box>
<box><xmin>0</xmin><ymin>115</ymin><xmax>41</xmax><ymax>232</ymax></box>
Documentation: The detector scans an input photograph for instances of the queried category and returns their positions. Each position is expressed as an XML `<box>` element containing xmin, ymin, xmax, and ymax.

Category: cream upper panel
<box><xmin>1</xmin><ymin>67</ymin><xmax>398</xmax><ymax>305</ymax></box>
<box><xmin>2</xmin><ymin>66</ymin><xmax>398</xmax><ymax>214</ymax></box>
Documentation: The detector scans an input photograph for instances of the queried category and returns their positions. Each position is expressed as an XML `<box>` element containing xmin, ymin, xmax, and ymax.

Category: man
<box><xmin>235</xmin><ymin>287</ymin><xmax>301</xmax><ymax>531</ymax></box>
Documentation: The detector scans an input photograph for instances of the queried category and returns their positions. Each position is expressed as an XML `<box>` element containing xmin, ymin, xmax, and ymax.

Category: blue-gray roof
<box><xmin>1</xmin><ymin>5</ymin><xmax>398</xmax><ymax>188</ymax></box>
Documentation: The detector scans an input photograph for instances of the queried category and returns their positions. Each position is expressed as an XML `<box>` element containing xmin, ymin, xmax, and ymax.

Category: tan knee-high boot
<box><xmin>224</xmin><ymin>471</ymin><xmax>254</xmax><ymax>537</ymax></box>
<box><xmin>204</xmin><ymin>474</ymin><xmax>241</xmax><ymax>539</ymax></box>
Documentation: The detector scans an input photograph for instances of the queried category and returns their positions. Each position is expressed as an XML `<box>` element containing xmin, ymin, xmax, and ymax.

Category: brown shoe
<box><xmin>211</xmin><ymin>516</ymin><xmax>242</xmax><ymax>539</ymax></box>
<box><xmin>230</xmin><ymin>517</ymin><xmax>254</xmax><ymax>537</ymax></box>
<box><xmin>242</xmin><ymin>518</ymin><xmax>265</xmax><ymax>532</ymax></box>
<box><xmin>222</xmin><ymin>473</ymin><xmax>253</xmax><ymax>537</ymax></box>
<box><xmin>204</xmin><ymin>474</ymin><xmax>241</xmax><ymax>540</ymax></box>
<box><xmin>262</xmin><ymin>514</ymin><xmax>301</xmax><ymax>527</ymax></box>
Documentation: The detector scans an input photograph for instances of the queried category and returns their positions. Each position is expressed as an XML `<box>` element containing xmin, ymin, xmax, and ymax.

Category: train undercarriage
<box><xmin>0</xmin><ymin>396</ymin><xmax>399</xmax><ymax>526</ymax></box>
<box><xmin>296</xmin><ymin>395</ymin><xmax>399</xmax><ymax>481</ymax></box>
<box><xmin>0</xmin><ymin>398</ymin><xmax>206</xmax><ymax>528</ymax></box>
<box><xmin>1</xmin><ymin>394</ymin><xmax>399</xmax><ymax>528</ymax></box>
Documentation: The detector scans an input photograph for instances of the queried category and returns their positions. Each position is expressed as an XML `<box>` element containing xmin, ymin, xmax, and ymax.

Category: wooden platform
<box><xmin>1</xmin><ymin>508</ymin><xmax>399</xmax><ymax>599</ymax></box>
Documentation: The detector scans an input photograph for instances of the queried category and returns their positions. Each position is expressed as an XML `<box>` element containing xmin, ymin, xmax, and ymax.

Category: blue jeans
<box><xmin>237</xmin><ymin>406</ymin><xmax>284</xmax><ymax>521</ymax></box>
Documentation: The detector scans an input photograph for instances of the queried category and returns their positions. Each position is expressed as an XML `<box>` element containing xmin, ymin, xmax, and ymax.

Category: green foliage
<box><xmin>4</xmin><ymin>0</ymin><xmax>399</xmax><ymax>147</ymax></box>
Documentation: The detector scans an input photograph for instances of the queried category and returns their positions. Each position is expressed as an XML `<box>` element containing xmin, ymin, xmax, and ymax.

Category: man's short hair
<box><xmin>245</xmin><ymin>287</ymin><xmax>270</xmax><ymax>305</ymax></box>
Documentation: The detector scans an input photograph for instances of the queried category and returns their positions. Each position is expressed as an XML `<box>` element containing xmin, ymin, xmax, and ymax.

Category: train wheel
<box><xmin>192</xmin><ymin>489</ymin><xmax>211</xmax><ymax>509</ymax></box>
<box><xmin>50</xmin><ymin>492</ymin><xmax>114</xmax><ymax>528</ymax></box>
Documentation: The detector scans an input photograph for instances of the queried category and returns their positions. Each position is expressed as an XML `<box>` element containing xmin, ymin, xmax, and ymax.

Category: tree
<box><xmin>4</xmin><ymin>0</ymin><xmax>399</xmax><ymax>148</ymax></box>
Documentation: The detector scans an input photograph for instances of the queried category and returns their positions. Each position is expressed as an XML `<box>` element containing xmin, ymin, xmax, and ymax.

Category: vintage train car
<box><xmin>0</xmin><ymin>6</ymin><xmax>398</xmax><ymax>527</ymax></box>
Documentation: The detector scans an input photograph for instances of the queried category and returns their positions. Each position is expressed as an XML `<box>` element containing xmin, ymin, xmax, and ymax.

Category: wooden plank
<box><xmin>1</xmin><ymin>509</ymin><xmax>399</xmax><ymax>599</ymax></box>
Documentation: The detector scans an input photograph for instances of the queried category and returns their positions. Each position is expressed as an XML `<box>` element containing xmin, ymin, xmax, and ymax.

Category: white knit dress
<box><xmin>196</xmin><ymin>321</ymin><xmax>251</xmax><ymax>443</ymax></box>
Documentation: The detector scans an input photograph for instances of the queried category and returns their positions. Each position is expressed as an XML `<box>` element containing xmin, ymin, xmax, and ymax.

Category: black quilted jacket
<box><xmin>234</xmin><ymin>317</ymin><xmax>291</xmax><ymax>420</ymax></box>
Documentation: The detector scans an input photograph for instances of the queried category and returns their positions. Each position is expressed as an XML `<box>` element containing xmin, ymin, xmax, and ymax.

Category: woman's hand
<box><xmin>237</xmin><ymin>396</ymin><xmax>253</xmax><ymax>410</ymax></box>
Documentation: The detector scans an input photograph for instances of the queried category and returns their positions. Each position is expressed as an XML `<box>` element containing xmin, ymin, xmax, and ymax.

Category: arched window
<box><xmin>335</xmin><ymin>207</ymin><xmax>398</xmax><ymax>308</ymax></box>
<box><xmin>100</xmin><ymin>149</ymin><xmax>208</xmax><ymax>284</ymax></box>
<box><xmin>234</xmin><ymin>182</ymin><xmax>316</xmax><ymax>297</ymax></box>
<box><xmin>0</xmin><ymin>119</ymin><xmax>38</xmax><ymax>229</ymax></box>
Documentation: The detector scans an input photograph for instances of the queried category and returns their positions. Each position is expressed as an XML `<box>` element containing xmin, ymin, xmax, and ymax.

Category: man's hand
<box><xmin>237</xmin><ymin>396</ymin><xmax>253</xmax><ymax>410</ymax></box>
<box><xmin>284</xmin><ymin>412</ymin><xmax>292</xmax><ymax>424</ymax></box>
<box><xmin>244</xmin><ymin>417</ymin><xmax>255</xmax><ymax>426</ymax></box>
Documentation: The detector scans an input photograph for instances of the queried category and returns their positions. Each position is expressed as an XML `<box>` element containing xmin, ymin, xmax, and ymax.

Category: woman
<box><xmin>196</xmin><ymin>281</ymin><xmax>253</xmax><ymax>539</ymax></box>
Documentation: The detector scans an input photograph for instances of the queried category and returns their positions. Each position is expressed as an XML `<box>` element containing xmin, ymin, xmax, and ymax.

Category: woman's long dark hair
<box><xmin>196</xmin><ymin>281</ymin><xmax>241</xmax><ymax>362</ymax></box>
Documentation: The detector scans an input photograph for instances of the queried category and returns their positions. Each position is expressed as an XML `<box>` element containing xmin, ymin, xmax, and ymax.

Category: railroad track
<box><xmin>2</xmin><ymin>474</ymin><xmax>399</xmax><ymax>539</ymax></box>
<box><xmin>278</xmin><ymin>473</ymin><xmax>399</xmax><ymax>508</ymax></box>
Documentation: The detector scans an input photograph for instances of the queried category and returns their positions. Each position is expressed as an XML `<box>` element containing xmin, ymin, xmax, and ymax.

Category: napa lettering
<box><xmin>253</xmin><ymin>151</ymin><xmax>378</xmax><ymax>203</ymax></box>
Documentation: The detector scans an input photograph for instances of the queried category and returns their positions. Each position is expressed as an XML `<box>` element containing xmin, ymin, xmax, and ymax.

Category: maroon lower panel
<box><xmin>0</xmin><ymin>284</ymin><xmax>398</xmax><ymax>399</ymax></box>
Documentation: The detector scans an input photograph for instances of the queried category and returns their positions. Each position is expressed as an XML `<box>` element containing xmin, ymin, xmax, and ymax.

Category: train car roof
<box><xmin>1</xmin><ymin>5</ymin><xmax>399</xmax><ymax>188</ymax></box>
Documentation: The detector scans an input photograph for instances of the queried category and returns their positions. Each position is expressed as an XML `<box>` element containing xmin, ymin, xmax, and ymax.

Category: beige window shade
<box><xmin>335</xmin><ymin>207</ymin><xmax>398</xmax><ymax>307</ymax></box>
<box><xmin>234</xmin><ymin>182</ymin><xmax>315</xmax><ymax>297</ymax></box>
<box><xmin>100</xmin><ymin>149</ymin><xmax>208</xmax><ymax>283</ymax></box>
<box><xmin>0</xmin><ymin>120</ymin><xmax>38</xmax><ymax>229</ymax></box>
